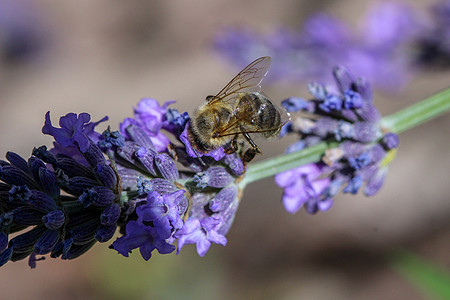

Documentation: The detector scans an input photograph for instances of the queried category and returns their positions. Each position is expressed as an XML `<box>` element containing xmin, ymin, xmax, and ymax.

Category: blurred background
<box><xmin>0</xmin><ymin>0</ymin><xmax>449</xmax><ymax>299</ymax></box>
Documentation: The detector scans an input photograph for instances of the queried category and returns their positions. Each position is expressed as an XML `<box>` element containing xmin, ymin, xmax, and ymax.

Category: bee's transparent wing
<box><xmin>208</xmin><ymin>56</ymin><xmax>272</xmax><ymax>106</ymax></box>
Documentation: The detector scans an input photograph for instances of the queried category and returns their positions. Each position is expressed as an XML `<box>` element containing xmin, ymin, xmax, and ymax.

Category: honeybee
<box><xmin>188</xmin><ymin>56</ymin><xmax>288</xmax><ymax>163</ymax></box>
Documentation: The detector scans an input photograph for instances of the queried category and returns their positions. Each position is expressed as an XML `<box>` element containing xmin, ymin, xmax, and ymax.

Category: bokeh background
<box><xmin>0</xmin><ymin>0</ymin><xmax>449</xmax><ymax>299</ymax></box>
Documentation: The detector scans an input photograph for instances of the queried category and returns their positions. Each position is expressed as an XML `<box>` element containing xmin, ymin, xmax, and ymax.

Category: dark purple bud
<box><xmin>354</xmin><ymin>122</ymin><xmax>379</xmax><ymax>143</ymax></box>
<box><xmin>62</xmin><ymin>240</ymin><xmax>96</xmax><ymax>260</ymax></box>
<box><xmin>39</xmin><ymin>168</ymin><xmax>60</xmax><ymax>199</ymax></box>
<box><xmin>78</xmin><ymin>186</ymin><xmax>115</xmax><ymax>207</ymax></box>
<box><xmin>223</xmin><ymin>154</ymin><xmax>244</xmax><ymax>176</ymax></box>
<box><xmin>149</xmin><ymin>178</ymin><xmax>178</xmax><ymax>195</ymax></box>
<box><xmin>281</xmin><ymin>97</ymin><xmax>309</xmax><ymax>112</ymax></box>
<box><xmin>67</xmin><ymin>176</ymin><xmax>99</xmax><ymax>195</ymax></box>
<box><xmin>42</xmin><ymin>210</ymin><xmax>66</xmax><ymax>230</ymax></box>
<box><xmin>70</xmin><ymin>219</ymin><xmax>100</xmax><ymax>245</ymax></box>
<box><xmin>0</xmin><ymin>247</ymin><xmax>13</xmax><ymax>267</ymax></box>
<box><xmin>343</xmin><ymin>175</ymin><xmax>363</xmax><ymax>194</ymax></box>
<box><xmin>6</xmin><ymin>152</ymin><xmax>29</xmax><ymax>173</ymax></box>
<box><xmin>32</xmin><ymin>146</ymin><xmax>58</xmax><ymax>167</ymax></box>
<box><xmin>94</xmin><ymin>163</ymin><xmax>117</xmax><ymax>190</ymax></box>
<box><xmin>382</xmin><ymin>133</ymin><xmax>399</xmax><ymax>150</ymax></box>
<box><xmin>318</xmin><ymin>94</ymin><xmax>343</xmax><ymax>113</ymax></box>
<box><xmin>0</xmin><ymin>164</ymin><xmax>36</xmax><ymax>188</ymax></box>
<box><xmin>343</xmin><ymin>90</ymin><xmax>363</xmax><ymax>110</ymax></box>
<box><xmin>155</xmin><ymin>153</ymin><xmax>179</xmax><ymax>181</ymax></box>
<box><xmin>83</xmin><ymin>140</ymin><xmax>106</xmax><ymax>167</ymax></box>
<box><xmin>50</xmin><ymin>241</ymin><xmax>64</xmax><ymax>258</ymax></box>
<box><xmin>55</xmin><ymin>156</ymin><xmax>94</xmax><ymax>179</ymax></box>
<box><xmin>135</xmin><ymin>147</ymin><xmax>158</xmax><ymax>176</ymax></box>
<box><xmin>12</xmin><ymin>207</ymin><xmax>45</xmax><ymax>225</ymax></box>
<box><xmin>333</xmin><ymin>66</ymin><xmax>354</xmax><ymax>94</ymax></box>
<box><xmin>0</xmin><ymin>232</ymin><xmax>8</xmax><ymax>253</ymax></box>
<box><xmin>307</xmin><ymin>82</ymin><xmax>327</xmax><ymax>100</ymax></box>
<box><xmin>117</xmin><ymin>142</ymin><xmax>141</xmax><ymax>164</ymax></box>
<box><xmin>195</xmin><ymin>167</ymin><xmax>234</xmax><ymax>189</ymax></box>
<box><xmin>8</xmin><ymin>185</ymin><xmax>32</xmax><ymax>203</ymax></box>
<box><xmin>209</xmin><ymin>185</ymin><xmax>238</xmax><ymax>213</ymax></box>
<box><xmin>95</xmin><ymin>224</ymin><xmax>117</xmax><ymax>242</ymax></box>
<box><xmin>100</xmin><ymin>203</ymin><xmax>121</xmax><ymax>225</ymax></box>
<box><xmin>28</xmin><ymin>157</ymin><xmax>46</xmax><ymax>185</ymax></box>
<box><xmin>126</xmin><ymin>124</ymin><xmax>155</xmax><ymax>150</ymax></box>
<box><xmin>28</xmin><ymin>190</ymin><xmax>58</xmax><ymax>212</ymax></box>
<box><xmin>34</xmin><ymin>230</ymin><xmax>60</xmax><ymax>254</ymax></box>
<box><xmin>10</xmin><ymin>225</ymin><xmax>47</xmax><ymax>253</ymax></box>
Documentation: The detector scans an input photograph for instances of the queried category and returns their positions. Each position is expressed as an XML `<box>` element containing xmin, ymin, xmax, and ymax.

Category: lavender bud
<box><xmin>28</xmin><ymin>157</ymin><xmax>46</xmax><ymax>185</ymax></box>
<box><xmin>307</xmin><ymin>82</ymin><xmax>327</xmax><ymax>100</ymax></box>
<box><xmin>78</xmin><ymin>186</ymin><xmax>115</xmax><ymax>207</ymax></box>
<box><xmin>135</xmin><ymin>147</ymin><xmax>158</xmax><ymax>176</ymax></box>
<box><xmin>333</xmin><ymin>66</ymin><xmax>354</xmax><ymax>93</ymax></box>
<box><xmin>117</xmin><ymin>166</ymin><xmax>140</xmax><ymax>190</ymax></box>
<box><xmin>10</xmin><ymin>225</ymin><xmax>46</xmax><ymax>253</ymax></box>
<box><xmin>343</xmin><ymin>90</ymin><xmax>363</xmax><ymax>109</ymax></box>
<box><xmin>355</xmin><ymin>77</ymin><xmax>372</xmax><ymax>102</ymax></box>
<box><xmin>100</xmin><ymin>203</ymin><xmax>121</xmax><ymax>225</ymax></box>
<box><xmin>155</xmin><ymin>153</ymin><xmax>179</xmax><ymax>181</ymax></box>
<box><xmin>94</xmin><ymin>163</ymin><xmax>117</xmax><ymax>190</ymax></box>
<box><xmin>117</xmin><ymin>142</ymin><xmax>140</xmax><ymax>165</ymax></box>
<box><xmin>55</xmin><ymin>156</ymin><xmax>94</xmax><ymax>179</ymax></box>
<box><xmin>364</xmin><ymin>168</ymin><xmax>387</xmax><ymax>196</ymax></box>
<box><xmin>223</xmin><ymin>154</ymin><xmax>244</xmax><ymax>176</ymax></box>
<box><xmin>382</xmin><ymin>133</ymin><xmax>399</xmax><ymax>150</ymax></box>
<box><xmin>343</xmin><ymin>175</ymin><xmax>363</xmax><ymax>194</ymax></box>
<box><xmin>148</xmin><ymin>178</ymin><xmax>178</xmax><ymax>195</ymax></box>
<box><xmin>357</xmin><ymin>103</ymin><xmax>380</xmax><ymax>122</ymax></box>
<box><xmin>95</xmin><ymin>224</ymin><xmax>117</xmax><ymax>242</ymax></box>
<box><xmin>195</xmin><ymin>167</ymin><xmax>233</xmax><ymax>189</ymax></box>
<box><xmin>126</xmin><ymin>124</ymin><xmax>155</xmax><ymax>150</ymax></box>
<box><xmin>42</xmin><ymin>210</ymin><xmax>66</xmax><ymax>230</ymax></box>
<box><xmin>67</xmin><ymin>177</ymin><xmax>99</xmax><ymax>195</ymax></box>
<box><xmin>312</xmin><ymin>117</ymin><xmax>337</xmax><ymax>137</ymax></box>
<box><xmin>12</xmin><ymin>207</ymin><xmax>44</xmax><ymax>225</ymax></box>
<box><xmin>39</xmin><ymin>168</ymin><xmax>60</xmax><ymax>199</ymax></box>
<box><xmin>318</xmin><ymin>94</ymin><xmax>343</xmax><ymax>113</ymax></box>
<box><xmin>34</xmin><ymin>230</ymin><xmax>60</xmax><ymax>254</ymax></box>
<box><xmin>70</xmin><ymin>219</ymin><xmax>100</xmax><ymax>245</ymax></box>
<box><xmin>28</xmin><ymin>190</ymin><xmax>58</xmax><ymax>212</ymax></box>
<box><xmin>209</xmin><ymin>185</ymin><xmax>238</xmax><ymax>212</ymax></box>
<box><xmin>83</xmin><ymin>140</ymin><xmax>105</xmax><ymax>167</ymax></box>
<box><xmin>0</xmin><ymin>165</ymin><xmax>36</xmax><ymax>188</ymax></box>
<box><xmin>6</xmin><ymin>152</ymin><xmax>29</xmax><ymax>173</ymax></box>
<box><xmin>353</xmin><ymin>122</ymin><xmax>379</xmax><ymax>143</ymax></box>
<box><xmin>32</xmin><ymin>146</ymin><xmax>58</xmax><ymax>167</ymax></box>
<box><xmin>62</xmin><ymin>240</ymin><xmax>96</xmax><ymax>260</ymax></box>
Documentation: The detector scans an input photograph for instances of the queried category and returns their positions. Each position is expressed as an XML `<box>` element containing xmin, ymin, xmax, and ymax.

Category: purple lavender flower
<box><xmin>0</xmin><ymin>112</ymin><xmax>122</xmax><ymax>267</ymax></box>
<box><xmin>276</xmin><ymin>67</ymin><xmax>399</xmax><ymax>214</ymax></box>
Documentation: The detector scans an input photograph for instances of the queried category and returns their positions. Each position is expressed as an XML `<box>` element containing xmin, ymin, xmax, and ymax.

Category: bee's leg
<box><xmin>242</xmin><ymin>148</ymin><xmax>259</xmax><ymax>165</ymax></box>
<box><xmin>224</xmin><ymin>135</ymin><xmax>239</xmax><ymax>154</ymax></box>
<box><xmin>240</xmin><ymin>128</ymin><xmax>262</xmax><ymax>154</ymax></box>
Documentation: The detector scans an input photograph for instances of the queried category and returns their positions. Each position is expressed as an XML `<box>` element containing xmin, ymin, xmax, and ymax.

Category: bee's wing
<box><xmin>208</xmin><ymin>56</ymin><xmax>272</xmax><ymax>106</ymax></box>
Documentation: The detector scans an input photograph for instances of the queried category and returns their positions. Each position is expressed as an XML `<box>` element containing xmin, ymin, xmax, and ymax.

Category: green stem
<box><xmin>241</xmin><ymin>87</ymin><xmax>450</xmax><ymax>187</ymax></box>
<box><xmin>381</xmin><ymin>87</ymin><xmax>450</xmax><ymax>134</ymax></box>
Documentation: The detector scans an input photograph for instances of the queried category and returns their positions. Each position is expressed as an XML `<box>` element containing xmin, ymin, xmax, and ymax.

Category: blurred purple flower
<box><xmin>214</xmin><ymin>2</ymin><xmax>422</xmax><ymax>91</ymax></box>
